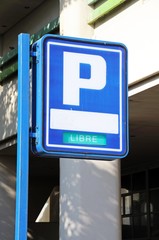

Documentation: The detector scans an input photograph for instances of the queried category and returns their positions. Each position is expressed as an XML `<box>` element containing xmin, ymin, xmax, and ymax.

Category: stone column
<box><xmin>59</xmin><ymin>1</ymin><xmax>121</xmax><ymax>239</ymax></box>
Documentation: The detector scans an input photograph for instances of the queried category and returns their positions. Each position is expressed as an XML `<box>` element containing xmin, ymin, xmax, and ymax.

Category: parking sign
<box><xmin>32</xmin><ymin>34</ymin><xmax>128</xmax><ymax>160</ymax></box>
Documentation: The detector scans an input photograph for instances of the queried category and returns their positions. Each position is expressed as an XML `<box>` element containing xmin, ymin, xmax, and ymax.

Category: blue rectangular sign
<box><xmin>31</xmin><ymin>34</ymin><xmax>128</xmax><ymax>159</ymax></box>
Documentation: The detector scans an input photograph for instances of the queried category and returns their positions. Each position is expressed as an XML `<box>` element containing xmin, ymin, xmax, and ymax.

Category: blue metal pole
<box><xmin>15</xmin><ymin>33</ymin><xmax>30</xmax><ymax>240</ymax></box>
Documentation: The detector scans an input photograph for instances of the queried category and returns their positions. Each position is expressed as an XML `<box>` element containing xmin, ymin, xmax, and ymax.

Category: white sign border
<box><xmin>45</xmin><ymin>41</ymin><xmax>123</xmax><ymax>152</ymax></box>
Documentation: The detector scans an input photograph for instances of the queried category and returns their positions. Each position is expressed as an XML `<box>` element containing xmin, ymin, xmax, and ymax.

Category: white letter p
<box><xmin>63</xmin><ymin>52</ymin><xmax>106</xmax><ymax>106</ymax></box>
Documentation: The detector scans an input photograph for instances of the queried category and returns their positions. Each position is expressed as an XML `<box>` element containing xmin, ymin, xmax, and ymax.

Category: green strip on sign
<box><xmin>63</xmin><ymin>132</ymin><xmax>107</xmax><ymax>146</ymax></box>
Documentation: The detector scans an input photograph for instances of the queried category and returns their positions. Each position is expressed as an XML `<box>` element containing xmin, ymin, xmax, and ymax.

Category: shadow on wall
<box><xmin>60</xmin><ymin>158</ymin><xmax>120</xmax><ymax>240</ymax></box>
<box><xmin>0</xmin><ymin>69</ymin><xmax>32</xmax><ymax>143</ymax></box>
<box><xmin>0</xmin><ymin>77</ymin><xmax>18</xmax><ymax>141</ymax></box>
<box><xmin>0</xmin><ymin>156</ymin><xmax>16</xmax><ymax>240</ymax></box>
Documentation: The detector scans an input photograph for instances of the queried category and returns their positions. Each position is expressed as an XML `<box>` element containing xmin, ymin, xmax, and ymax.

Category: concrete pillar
<box><xmin>60</xmin><ymin>0</ymin><xmax>93</xmax><ymax>38</ymax></box>
<box><xmin>59</xmin><ymin>0</ymin><xmax>121</xmax><ymax>239</ymax></box>
<box><xmin>60</xmin><ymin>159</ymin><xmax>121</xmax><ymax>240</ymax></box>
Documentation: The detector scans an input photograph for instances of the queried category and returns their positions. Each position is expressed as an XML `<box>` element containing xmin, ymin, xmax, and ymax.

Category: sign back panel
<box><xmin>31</xmin><ymin>34</ymin><xmax>128</xmax><ymax>160</ymax></box>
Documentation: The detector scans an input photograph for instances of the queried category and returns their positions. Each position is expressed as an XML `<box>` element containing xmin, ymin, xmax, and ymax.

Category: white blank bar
<box><xmin>50</xmin><ymin>109</ymin><xmax>119</xmax><ymax>134</ymax></box>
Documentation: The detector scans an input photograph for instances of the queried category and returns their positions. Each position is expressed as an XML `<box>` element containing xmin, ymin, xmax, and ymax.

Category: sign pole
<box><xmin>15</xmin><ymin>33</ymin><xmax>30</xmax><ymax>240</ymax></box>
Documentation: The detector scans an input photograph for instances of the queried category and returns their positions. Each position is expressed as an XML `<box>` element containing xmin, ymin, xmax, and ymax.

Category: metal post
<box><xmin>15</xmin><ymin>33</ymin><xmax>30</xmax><ymax>240</ymax></box>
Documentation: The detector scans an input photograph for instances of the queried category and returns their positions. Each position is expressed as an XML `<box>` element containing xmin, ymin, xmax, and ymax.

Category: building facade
<box><xmin>0</xmin><ymin>0</ymin><xmax>159</xmax><ymax>239</ymax></box>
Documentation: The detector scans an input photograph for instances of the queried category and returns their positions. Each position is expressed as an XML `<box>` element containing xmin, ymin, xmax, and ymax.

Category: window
<box><xmin>121</xmin><ymin>168</ymin><xmax>159</xmax><ymax>239</ymax></box>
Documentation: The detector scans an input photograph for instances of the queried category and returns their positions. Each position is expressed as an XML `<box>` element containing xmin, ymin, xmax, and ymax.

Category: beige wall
<box><xmin>0</xmin><ymin>78</ymin><xmax>17</xmax><ymax>141</ymax></box>
<box><xmin>94</xmin><ymin>0</ymin><xmax>159</xmax><ymax>84</ymax></box>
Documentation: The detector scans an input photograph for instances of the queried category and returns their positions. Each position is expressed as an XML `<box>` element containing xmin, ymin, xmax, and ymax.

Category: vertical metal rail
<box><xmin>15</xmin><ymin>33</ymin><xmax>30</xmax><ymax>240</ymax></box>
